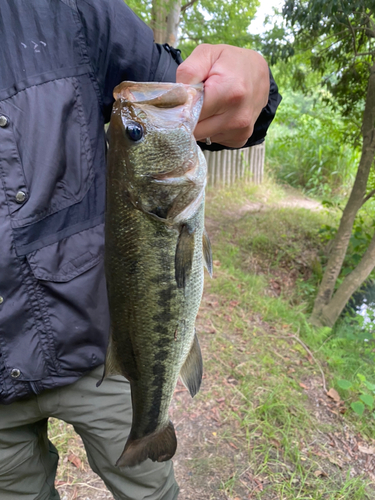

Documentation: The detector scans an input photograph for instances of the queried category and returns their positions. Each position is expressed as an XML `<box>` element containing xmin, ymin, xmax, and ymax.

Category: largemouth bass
<box><xmin>103</xmin><ymin>81</ymin><xmax>212</xmax><ymax>468</ymax></box>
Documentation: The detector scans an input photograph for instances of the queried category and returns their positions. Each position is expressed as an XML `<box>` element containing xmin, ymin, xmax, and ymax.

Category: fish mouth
<box><xmin>113</xmin><ymin>81</ymin><xmax>204</xmax><ymax>132</ymax></box>
<box><xmin>114</xmin><ymin>81</ymin><xmax>203</xmax><ymax>108</ymax></box>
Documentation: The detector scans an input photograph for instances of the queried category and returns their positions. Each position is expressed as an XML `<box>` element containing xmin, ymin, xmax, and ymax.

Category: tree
<box><xmin>125</xmin><ymin>0</ymin><xmax>259</xmax><ymax>54</ymax></box>
<box><xmin>151</xmin><ymin>0</ymin><xmax>182</xmax><ymax>45</ymax></box>
<box><xmin>267</xmin><ymin>1</ymin><xmax>375</xmax><ymax>327</ymax></box>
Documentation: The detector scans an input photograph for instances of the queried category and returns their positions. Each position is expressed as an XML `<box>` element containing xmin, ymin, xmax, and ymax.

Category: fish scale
<box><xmin>103</xmin><ymin>81</ymin><xmax>211</xmax><ymax>468</ymax></box>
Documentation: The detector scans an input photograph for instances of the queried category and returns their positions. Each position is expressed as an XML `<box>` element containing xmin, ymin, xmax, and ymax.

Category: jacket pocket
<box><xmin>26</xmin><ymin>224</ymin><xmax>104</xmax><ymax>282</ymax></box>
<box><xmin>3</xmin><ymin>76</ymin><xmax>95</xmax><ymax>227</ymax></box>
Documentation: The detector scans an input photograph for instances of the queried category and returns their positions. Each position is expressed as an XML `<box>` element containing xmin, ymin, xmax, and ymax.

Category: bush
<box><xmin>266</xmin><ymin>91</ymin><xmax>360</xmax><ymax>197</ymax></box>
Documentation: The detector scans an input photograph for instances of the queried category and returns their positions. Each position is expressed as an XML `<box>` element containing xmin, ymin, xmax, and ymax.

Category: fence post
<box><xmin>204</xmin><ymin>143</ymin><xmax>265</xmax><ymax>187</ymax></box>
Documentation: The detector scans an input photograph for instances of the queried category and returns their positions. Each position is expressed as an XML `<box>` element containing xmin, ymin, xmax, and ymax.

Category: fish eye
<box><xmin>126</xmin><ymin>122</ymin><xmax>144</xmax><ymax>142</ymax></box>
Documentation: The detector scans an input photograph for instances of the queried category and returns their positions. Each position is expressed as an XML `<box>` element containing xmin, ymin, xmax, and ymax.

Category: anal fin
<box><xmin>180</xmin><ymin>332</ymin><xmax>203</xmax><ymax>397</ymax></box>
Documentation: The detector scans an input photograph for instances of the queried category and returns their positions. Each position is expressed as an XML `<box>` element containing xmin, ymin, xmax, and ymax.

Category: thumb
<box><xmin>176</xmin><ymin>44</ymin><xmax>223</xmax><ymax>85</ymax></box>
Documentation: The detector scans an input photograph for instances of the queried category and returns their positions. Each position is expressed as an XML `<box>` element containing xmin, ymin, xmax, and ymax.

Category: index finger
<box><xmin>176</xmin><ymin>44</ymin><xmax>224</xmax><ymax>85</ymax></box>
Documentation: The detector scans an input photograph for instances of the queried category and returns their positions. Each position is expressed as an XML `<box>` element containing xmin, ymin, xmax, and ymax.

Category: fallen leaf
<box><xmin>327</xmin><ymin>456</ymin><xmax>343</xmax><ymax>468</ymax></box>
<box><xmin>229</xmin><ymin>300</ymin><xmax>240</xmax><ymax>307</ymax></box>
<box><xmin>229</xmin><ymin>442</ymin><xmax>239</xmax><ymax>450</ymax></box>
<box><xmin>358</xmin><ymin>445</ymin><xmax>375</xmax><ymax>455</ymax></box>
<box><xmin>314</xmin><ymin>470</ymin><xmax>328</xmax><ymax>477</ymax></box>
<box><xmin>299</xmin><ymin>382</ymin><xmax>308</xmax><ymax>390</ymax></box>
<box><xmin>327</xmin><ymin>388</ymin><xmax>341</xmax><ymax>402</ymax></box>
<box><xmin>227</xmin><ymin>376</ymin><xmax>239</xmax><ymax>385</ymax></box>
<box><xmin>68</xmin><ymin>453</ymin><xmax>81</xmax><ymax>469</ymax></box>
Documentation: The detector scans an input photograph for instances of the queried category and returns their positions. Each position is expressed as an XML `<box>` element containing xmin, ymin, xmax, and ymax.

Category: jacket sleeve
<box><xmin>76</xmin><ymin>0</ymin><xmax>179</xmax><ymax>122</ymax></box>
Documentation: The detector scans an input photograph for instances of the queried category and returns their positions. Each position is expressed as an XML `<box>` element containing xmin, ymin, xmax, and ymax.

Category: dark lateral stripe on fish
<box><xmin>142</xmin><ymin>362</ymin><xmax>167</xmax><ymax>435</ymax></box>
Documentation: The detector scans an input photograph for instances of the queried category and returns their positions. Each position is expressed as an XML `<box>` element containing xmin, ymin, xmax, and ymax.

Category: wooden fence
<box><xmin>203</xmin><ymin>142</ymin><xmax>265</xmax><ymax>187</ymax></box>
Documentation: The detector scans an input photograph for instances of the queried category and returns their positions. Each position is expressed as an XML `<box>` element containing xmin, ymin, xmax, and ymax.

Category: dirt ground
<box><xmin>55</xmin><ymin>192</ymin><xmax>375</xmax><ymax>499</ymax></box>
<box><xmin>56</xmin><ymin>294</ymin><xmax>375</xmax><ymax>499</ymax></box>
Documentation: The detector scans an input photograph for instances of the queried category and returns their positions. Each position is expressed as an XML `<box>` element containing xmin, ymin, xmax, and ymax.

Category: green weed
<box><xmin>199</xmin><ymin>180</ymin><xmax>375</xmax><ymax>497</ymax></box>
<box><xmin>266</xmin><ymin>91</ymin><xmax>359</xmax><ymax>198</ymax></box>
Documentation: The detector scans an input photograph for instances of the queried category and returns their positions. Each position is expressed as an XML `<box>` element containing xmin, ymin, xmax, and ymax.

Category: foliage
<box><xmin>263</xmin><ymin>1</ymin><xmax>375</xmax><ymax>328</ymax></box>
<box><xmin>263</xmin><ymin>0</ymin><xmax>375</xmax><ymax>147</ymax></box>
<box><xmin>177</xmin><ymin>0</ymin><xmax>259</xmax><ymax>56</ymax></box>
<box><xmin>125</xmin><ymin>0</ymin><xmax>152</xmax><ymax>22</ymax></box>
<box><xmin>319</xmin><ymin>207</ymin><xmax>375</xmax><ymax>282</ymax></box>
<box><xmin>266</xmin><ymin>91</ymin><xmax>360</xmax><ymax>197</ymax></box>
<box><xmin>124</xmin><ymin>0</ymin><xmax>259</xmax><ymax>56</ymax></box>
<box><xmin>337</xmin><ymin>374</ymin><xmax>375</xmax><ymax>418</ymax></box>
<box><xmin>278</xmin><ymin>0</ymin><xmax>375</xmax><ymax>121</ymax></box>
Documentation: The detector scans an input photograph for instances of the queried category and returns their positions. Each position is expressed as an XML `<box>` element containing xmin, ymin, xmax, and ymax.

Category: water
<box><xmin>345</xmin><ymin>281</ymin><xmax>375</xmax><ymax>339</ymax></box>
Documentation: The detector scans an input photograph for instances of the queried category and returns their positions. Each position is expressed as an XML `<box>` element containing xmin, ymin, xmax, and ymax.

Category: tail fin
<box><xmin>116</xmin><ymin>421</ymin><xmax>177</xmax><ymax>468</ymax></box>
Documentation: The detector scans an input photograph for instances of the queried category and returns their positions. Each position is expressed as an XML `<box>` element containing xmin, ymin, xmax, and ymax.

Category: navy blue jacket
<box><xmin>0</xmin><ymin>0</ymin><xmax>281</xmax><ymax>404</ymax></box>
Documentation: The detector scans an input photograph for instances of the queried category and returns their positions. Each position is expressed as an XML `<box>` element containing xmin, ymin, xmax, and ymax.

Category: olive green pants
<box><xmin>0</xmin><ymin>366</ymin><xmax>179</xmax><ymax>500</ymax></box>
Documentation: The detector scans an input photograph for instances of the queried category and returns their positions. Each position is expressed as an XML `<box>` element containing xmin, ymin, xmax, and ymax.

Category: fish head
<box><xmin>108</xmin><ymin>81</ymin><xmax>206</xmax><ymax>222</ymax></box>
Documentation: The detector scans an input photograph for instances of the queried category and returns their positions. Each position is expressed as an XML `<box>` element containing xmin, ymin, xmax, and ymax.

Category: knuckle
<box><xmin>227</xmin><ymin>80</ymin><xmax>247</xmax><ymax>105</ymax></box>
<box><xmin>231</xmin><ymin>115</ymin><xmax>253</xmax><ymax>134</ymax></box>
<box><xmin>233</xmin><ymin>122</ymin><xmax>254</xmax><ymax>145</ymax></box>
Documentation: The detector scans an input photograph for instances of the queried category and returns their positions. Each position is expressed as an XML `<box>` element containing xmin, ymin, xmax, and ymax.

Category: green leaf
<box><xmin>360</xmin><ymin>394</ymin><xmax>374</xmax><ymax>409</ymax></box>
<box><xmin>337</xmin><ymin>379</ymin><xmax>352</xmax><ymax>390</ymax></box>
<box><xmin>364</xmin><ymin>381</ymin><xmax>375</xmax><ymax>392</ymax></box>
<box><xmin>351</xmin><ymin>401</ymin><xmax>365</xmax><ymax>416</ymax></box>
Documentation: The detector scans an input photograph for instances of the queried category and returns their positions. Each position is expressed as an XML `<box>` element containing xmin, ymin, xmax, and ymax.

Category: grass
<box><xmin>49</xmin><ymin>178</ymin><xmax>375</xmax><ymax>499</ymax></box>
<box><xmin>195</xmin><ymin>180</ymin><xmax>374</xmax><ymax>498</ymax></box>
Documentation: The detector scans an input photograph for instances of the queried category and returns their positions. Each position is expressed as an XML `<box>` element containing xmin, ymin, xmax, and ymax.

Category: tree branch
<box><xmin>316</xmin><ymin>33</ymin><xmax>352</xmax><ymax>59</ymax></box>
<box><xmin>356</xmin><ymin>51</ymin><xmax>375</xmax><ymax>58</ymax></box>
<box><xmin>362</xmin><ymin>187</ymin><xmax>375</xmax><ymax>207</ymax></box>
<box><xmin>346</xmin><ymin>15</ymin><xmax>358</xmax><ymax>56</ymax></box>
<box><xmin>365</xmin><ymin>15</ymin><xmax>375</xmax><ymax>38</ymax></box>
<box><xmin>181</xmin><ymin>0</ymin><xmax>198</xmax><ymax>14</ymax></box>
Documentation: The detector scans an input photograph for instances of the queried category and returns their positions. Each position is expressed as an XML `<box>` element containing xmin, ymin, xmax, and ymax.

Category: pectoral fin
<box><xmin>202</xmin><ymin>228</ymin><xmax>213</xmax><ymax>277</ymax></box>
<box><xmin>175</xmin><ymin>224</ymin><xmax>195</xmax><ymax>288</ymax></box>
<box><xmin>180</xmin><ymin>332</ymin><xmax>203</xmax><ymax>397</ymax></box>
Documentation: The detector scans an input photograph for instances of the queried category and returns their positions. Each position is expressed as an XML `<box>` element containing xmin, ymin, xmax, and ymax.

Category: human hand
<box><xmin>176</xmin><ymin>44</ymin><xmax>270</xmax><ymax>148</ymax></box>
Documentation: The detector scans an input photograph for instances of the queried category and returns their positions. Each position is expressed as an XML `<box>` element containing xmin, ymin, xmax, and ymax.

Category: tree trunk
<box><xmin>166</xmin><ymin>0</ymin><xmax>181</xmax><ymax>46</ymax></box>
<box><xmin>310</xmin><ymin>59</ymin><xmax>375</xmax><ymax>326</ymax></box>
<box><xmin>151</xmin><ymin>0</ymin><xmax>181</xmax><ymax>45</ymax></box>
<box><xmin>313</xmin><ymin>231</ymin><xmax>375</xmax><ymax>327</ymax></box>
